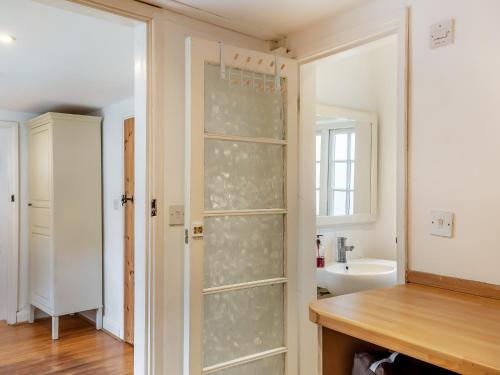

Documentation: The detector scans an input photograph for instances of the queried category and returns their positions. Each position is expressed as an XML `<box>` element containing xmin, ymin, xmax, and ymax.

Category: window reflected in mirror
<box><xmin>316</xmin><ymin>105</ymin><xmax>378</xmax><ymax>225</ymax></box>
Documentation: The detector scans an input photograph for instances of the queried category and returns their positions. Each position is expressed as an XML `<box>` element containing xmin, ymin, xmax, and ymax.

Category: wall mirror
<box><xmin>316</xmin><ymin>104</ymin><xmax>378</xmax><ymax>226</ymax></box>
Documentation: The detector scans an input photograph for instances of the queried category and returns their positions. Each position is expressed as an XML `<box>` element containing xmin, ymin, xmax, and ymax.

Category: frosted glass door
<box><xmin>185</xmin><ymin>38</ymin><xmax>298</xmax><ymax>375</ymax></box>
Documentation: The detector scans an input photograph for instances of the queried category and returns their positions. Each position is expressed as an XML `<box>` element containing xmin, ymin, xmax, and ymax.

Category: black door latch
<box><xmin>121</xmin><ymin>194</ymin><xmax>134</xmax><ymax>206</ymax></box>
<box><xmin>151</xmin><ymin>199</ymin><xmax>157</xmax><ymax>217</ymax></box>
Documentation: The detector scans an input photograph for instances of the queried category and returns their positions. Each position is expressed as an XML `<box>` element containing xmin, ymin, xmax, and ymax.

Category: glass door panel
<box><xmin>204</xmin><ymin>139</ymin><xmax>284</xmax><ymax>211</ymax></box>
<box><xmin>203</xmin><ymin>62</ymin><xmax>285</xmax><ymax>374</ymax></box>
<box><xmin>204</xmin><ymin>63</ymin><xmax>285</xmax><ymax>139</ymax></box>
<box><xmin>203</xmin><ymin>284</ymin><xmax>284</xmax><ymax>367</ymax></box>
<box><xmin>204</xmin><ymin>215</ymin><xmax>284</xmax><ymax>288</ymax></box>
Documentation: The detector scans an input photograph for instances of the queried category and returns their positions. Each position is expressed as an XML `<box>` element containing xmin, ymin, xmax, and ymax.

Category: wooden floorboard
<box><xmin>0</xmin><ymin>315</ymin><xmax>133</xmax><ymax>375</ymax></box>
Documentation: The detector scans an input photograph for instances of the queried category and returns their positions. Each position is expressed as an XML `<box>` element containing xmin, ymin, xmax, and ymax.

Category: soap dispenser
<box><xmin>316</xmin><ymin>234</ymin><xmax>325</xmax><ymax>268</ymax></box>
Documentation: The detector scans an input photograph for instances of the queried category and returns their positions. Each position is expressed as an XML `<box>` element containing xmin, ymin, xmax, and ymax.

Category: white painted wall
<box><xmin>0</xmin><ymin>110</ymin><xmax>37</xmax><ymax>322</ymax></box>
<box><xmin>151</xmin><ymin>16</ymin><xmax>268</xmax><ymax>375</ymax></box>
<box><xmin>315</xmin><ymin>37</ymin><xmax>398</xmax><ymax>263</ymax></box>
<box><xmin>407</xmin><ymin>0</ymin><xmax>500</xmax><ymax>285</ymax></box>
<box><xmin>0</xmin><ymin>127</ymin><xmax>12</xmax><ymax>320</ymax></box>
<box><xmin>289</xmin><ymin>0</ymin><xmax>500</xmax><ymax>285</ymax></box>
<box><xmin>86</xmin><ymin>97</ymin><xmax>134</xmax><ymax>338</ymax></box>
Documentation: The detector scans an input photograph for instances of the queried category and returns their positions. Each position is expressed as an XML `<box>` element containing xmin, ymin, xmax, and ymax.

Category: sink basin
<box><xmin>317</xmin><ymin>258</ymin><xmax>397</xmax><ymax>296</ymax></box>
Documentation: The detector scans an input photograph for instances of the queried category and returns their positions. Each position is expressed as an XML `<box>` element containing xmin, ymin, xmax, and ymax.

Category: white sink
<box><xmin>317</xmin><ymin>258</ymin><xmax>397</xmax><ymax>296</ymax></box>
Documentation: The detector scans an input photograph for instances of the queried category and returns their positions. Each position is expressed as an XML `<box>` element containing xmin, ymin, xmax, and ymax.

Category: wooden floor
<box><xmin>0</xmin><ymin>316</ymin><xmax>133</xmax><ymax>374</ymax></box>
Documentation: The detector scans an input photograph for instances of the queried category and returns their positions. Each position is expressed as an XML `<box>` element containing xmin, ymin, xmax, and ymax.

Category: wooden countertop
<box><xmin>310</xmin><ymin>284</ymin><xmax>500</xmax><ymax>374</ymax></box>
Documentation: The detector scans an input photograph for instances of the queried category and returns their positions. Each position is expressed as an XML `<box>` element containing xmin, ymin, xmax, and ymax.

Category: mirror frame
<box><xmin>316</xmin><ymin>104</ymin><xmax>378</xmax><ymax>226</ymax></box>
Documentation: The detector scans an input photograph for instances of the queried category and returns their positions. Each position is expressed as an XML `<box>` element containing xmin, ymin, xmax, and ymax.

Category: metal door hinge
<box><xmin>151</xmin><ymin>199</ymin><xmax>157</xmax><ymax>217</ymax></box>
<box><xmin>184</xmin><ymin>229</ymin><xmax>189</xmax><ymax>245</ymax></box>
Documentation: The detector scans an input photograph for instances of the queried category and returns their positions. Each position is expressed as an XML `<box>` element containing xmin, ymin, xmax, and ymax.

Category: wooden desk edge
<box><xmin>309</xmin><ymin>297</ymin><xmax>499</xmax><ymax>375</ymax></box>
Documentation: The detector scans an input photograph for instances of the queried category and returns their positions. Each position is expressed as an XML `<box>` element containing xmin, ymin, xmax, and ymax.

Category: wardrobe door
<box><xmin>29</xmin><ymin>124</ymin><xmax>52</xmax><ymax>308</ymax></box>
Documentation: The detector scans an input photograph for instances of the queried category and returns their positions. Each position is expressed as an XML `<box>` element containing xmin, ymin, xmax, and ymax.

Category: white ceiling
<box><xmin>0</xmin><ymin>0</ymin><xmax>375</xmax><ymax>114</ymax></box>
<box><xmin>0</xmin><ymin>0</ymin><xmax>135</xmax><ymax>114</ymax></box>
<box><xmin>145</xmin><ymin>0</ymin><xmax>374</xmax><ymax>40</ymax></box>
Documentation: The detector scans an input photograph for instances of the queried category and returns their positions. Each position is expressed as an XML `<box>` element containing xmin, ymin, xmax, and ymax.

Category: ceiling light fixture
<box><xmin>0</xmin><ymin>35</ymin><xmax>16</xmax><ymax>44</ymax></box>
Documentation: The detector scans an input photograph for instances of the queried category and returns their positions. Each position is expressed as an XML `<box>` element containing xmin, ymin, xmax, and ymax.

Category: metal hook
<box><xmin>218</xmin><ymin>41</ymin><xmax>226</xmax><ymax>80</ymax></box>
<box><xmin>274</xmin><ymin>55</ymin><xmax>281</xmax><ymax>91</ymax></box>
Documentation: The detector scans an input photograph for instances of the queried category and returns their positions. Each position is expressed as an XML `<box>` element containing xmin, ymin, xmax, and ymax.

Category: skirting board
<box><xmin>78</xmin><ymin>311</ymin><xmax>123</xmax><ymax>339</ymax></box>
<box><xmin>103</xmin><ymin>315</ymin><xmax>123</xmax><ymax>340</ymax></box>
<box><xmin>17</xmin><ymin>308</ymin><xmax>122</xmax><ymax>341</ymax></box>
<box><xmin>16</xmin><ymin>308</ymin><xmax>49</xmax><ymax>323</ymax></box>
<box><xmin>79</xmin><ymin>310</ymin><xmax>97</xmax><ymax>324</ymax></box>
<box><xmin>406</xmin><ymin>270</ymin><xmax>500</xmax><ymax>300</ymax></box>
<box><xmin>79</xmin><ymin>312</ymin><xmax>123</xmax><ymax>341</ymax></box>
<box><xmin>16</xmin><ymin>309</ymin><xmax>29</xmax><ymax>323</ymax></box>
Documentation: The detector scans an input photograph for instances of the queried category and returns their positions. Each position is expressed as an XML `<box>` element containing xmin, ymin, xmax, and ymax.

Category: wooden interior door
<box><xmin>124</xmin><ymin>117</ymin><xmax>135</xmax><ymax>345</ymax></box>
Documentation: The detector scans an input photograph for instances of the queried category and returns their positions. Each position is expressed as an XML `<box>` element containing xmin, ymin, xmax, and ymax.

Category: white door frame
<box><xmin>0</xmin><ymin>121</ymin><xmax>19</xmax><ymax>325</ymax></box>
<box><xmin>296</xmin><ymin>7</ymin><xmax>410</xmax><ymax>375</ymax></box>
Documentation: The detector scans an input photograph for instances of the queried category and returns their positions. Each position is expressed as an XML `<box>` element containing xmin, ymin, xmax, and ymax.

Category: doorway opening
<box><xmin>299</xmin><ymin>26</ymin><xmax>408</xmax><ymax>311</ymax></box>
<box><xmin>0</xmin><ymin>0</ymin><xmax>149</xmax><ymax>373</ymax></box>
<box><xmin>304</xmin><ymin>35</ymin><xmax>400</xmax><ymax>299</ymax></box>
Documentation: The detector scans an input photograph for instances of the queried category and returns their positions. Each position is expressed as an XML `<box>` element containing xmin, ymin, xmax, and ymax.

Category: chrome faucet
<box><xmin>337</xmin><ymin>237</ymin><xmax>354</xmax><ymax>263</ymax></box>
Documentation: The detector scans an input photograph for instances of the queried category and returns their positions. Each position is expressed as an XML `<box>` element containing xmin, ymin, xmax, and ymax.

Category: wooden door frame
<box><xmin>123</xmin><ymin>117</ymin><xmax>135</xmax><ymax>345</ymax></box>
<box><xmin>0</xmin><ymin>121</ymin><xmax>19</xmax><ymax>326</ymax></box>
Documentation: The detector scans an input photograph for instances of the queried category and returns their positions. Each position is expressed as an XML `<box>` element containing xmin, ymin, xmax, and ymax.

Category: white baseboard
<box><xmin>16</xmin><ymin>309</ymin><xmax>29</xmax><ymax>323</ymax></box>
<box><xmin>16</xmin><ymin>308</ymin><xmax>51</xmax><ymax>323</ymax></box>
<box><xmin>17</xmin><ymin>308</ymin><xmax>123</xmax><ymax>341</ymax></box>
<box><xmin>103</xmin><ymin>315</ymin><xmax>123</xmax><ymax>340</ymax></box>
<box><xmin>79</xmin><ymin>310</ymin><xmax>96</xmax><ymax>324</ymax></box>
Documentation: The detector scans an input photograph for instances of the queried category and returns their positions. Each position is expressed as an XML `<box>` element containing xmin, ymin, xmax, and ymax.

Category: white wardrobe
<box><xmin>27</xmin><ymin>112</ymin><xmax>103</xmax><ymax>339</ymax></box>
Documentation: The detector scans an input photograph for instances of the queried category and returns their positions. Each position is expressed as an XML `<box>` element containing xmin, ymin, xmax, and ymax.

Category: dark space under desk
<box><xmin>310</xmin><ymin>284</ymin><xmax>500</xmax><ymax>374</ymax></box>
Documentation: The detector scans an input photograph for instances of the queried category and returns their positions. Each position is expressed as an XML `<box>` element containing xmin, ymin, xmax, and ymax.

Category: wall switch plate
<box><xmin>430</xmin><ymin>19</ymin><xmax>455</xmax><ymax>49</ymax></box>
<box><xmin>169</xmin><ymin>205</ymin><xmax>184</xmax><ymax>226</ymax></box>
<box><xmin>430</xmin><ymin>211</ymin><xmax>454</xmax><ymax>237</ymax></box>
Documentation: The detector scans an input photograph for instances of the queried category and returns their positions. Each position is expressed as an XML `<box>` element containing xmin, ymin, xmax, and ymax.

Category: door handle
<box><xmin>121</xmin><ymin>194</ymin><xmax>134</xmax><ymax>206</ymax></box>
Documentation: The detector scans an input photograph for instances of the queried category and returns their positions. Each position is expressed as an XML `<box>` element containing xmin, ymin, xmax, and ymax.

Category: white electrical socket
<box><xmin>430</xmin><ymin>211</ymin><xmax>454</xmax><ymax>238</ymax></box>
<box><xmin>430</xmin><ymin>19</ymin><xmax>455</xmax><ymax>49</ymax></box>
